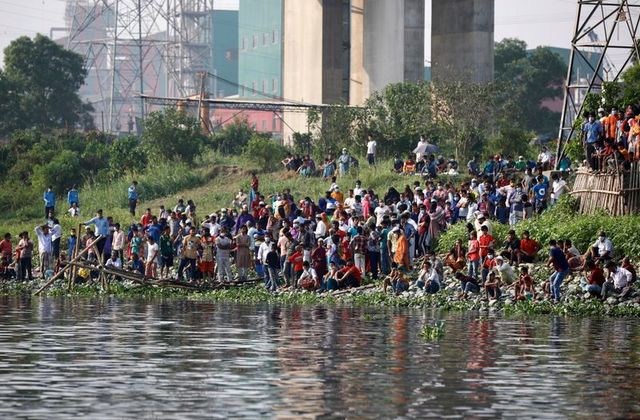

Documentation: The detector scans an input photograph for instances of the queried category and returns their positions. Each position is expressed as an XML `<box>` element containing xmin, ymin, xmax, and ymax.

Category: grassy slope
<box><xmin>0</xmin><ymin>155</ymin><xmax>440</xmax><ymax>237</ymax></box>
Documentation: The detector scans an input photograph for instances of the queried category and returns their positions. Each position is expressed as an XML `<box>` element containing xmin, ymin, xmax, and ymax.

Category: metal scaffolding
<box><xmin>556</xmin><ymin>0</ymin><xmax>640</xmax><ymax>167</ymax></box>
<box><xmin>62</xmin><ymin>0</ymin><xmax>215</xmax><ymax>133</ymax></box>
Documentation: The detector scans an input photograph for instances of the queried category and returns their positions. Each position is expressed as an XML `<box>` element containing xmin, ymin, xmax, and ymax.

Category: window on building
<box><xmin>272</xmin><ymin>78</ymin><xmax>278</xmax><ymax>94</ymax></box>
<box><xmin>262</xmin><ymin>79</ymin><xmax>267</xmax><ymax>94</ymax></box>
<box><xmin>263</xmin><ymin>32</ymin><xmax>269</xmax><ymax>46</ymax></box>
<box><xmin>262</xmin><ymin>120</ymin><xmax>267</xmax><ymax>130</ymax></box>
<box><xmin>272</xmin><ymin>114</ymin><xmax>278</xmax><ymax>131</ymax></box>
<box><xmin>253</xmin><ymin>34</ymin><xmax>258</xmax><ymax>49</ymax></box>
<box><xmin>241</xmin><ymin>36</ymin><xmax>246</xmax><ymax>51</ymax></box>
<box><xmin>252</xmin><ymin>81</ymin><xmax>257</xmax><ymax>96</ymax></box>
<box><xmin>272</xmin><ymin>30</ymin><xmax>278</xmax><ymax>44</ymax></box>
<box><xmin>242</xmin><ymin>85</ymin><xmax>247</xmax><ymax>97</ymax></box>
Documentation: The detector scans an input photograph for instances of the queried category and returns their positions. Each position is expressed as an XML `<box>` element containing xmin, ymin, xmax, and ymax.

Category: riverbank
<box><xmin>3</xmin><ymin>275</ymin><xmax>640</xmax><ymax>318</ymax></box>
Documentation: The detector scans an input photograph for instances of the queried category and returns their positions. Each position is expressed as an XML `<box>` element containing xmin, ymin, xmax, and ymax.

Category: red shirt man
<box><xmin>337</xmin><ymin>262</ymin><xmax>362</xmax><ymax>288</ymax></box>
<box><xmin>478</xmin><ymin>226</ymin><xmax>494</xmax><ymax>258</ymax></box>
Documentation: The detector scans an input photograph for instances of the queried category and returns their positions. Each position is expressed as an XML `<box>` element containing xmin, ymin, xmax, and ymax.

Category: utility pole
<box><xmin>138</xmin><ymin>0</ymin><xmax>144</xmax><ymax>121</ymax></box>
<box><xmin>108</xmin><ymin>0</ymin><xmax>120</xmax><ymax>133</ymax></box>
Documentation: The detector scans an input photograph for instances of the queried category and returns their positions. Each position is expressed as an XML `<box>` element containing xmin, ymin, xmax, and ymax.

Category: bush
<box><xmin>211</xmin><ymin>118</ymin><xmax>254</xmax><ymax>155</ymax></box>
<box><xmin>142</xmin><ymin>108</ymin><xmax>206</xmax><ymax>163</ymax></box>
<box><xmin>110</xmin><ymin>135</ymin><xmax>147</xmax><ymax>175</ymax></box>
<box><xmin>243</xmin><ymin>135</ymin><xmax>288</xmax><ymax>172</ymax></box>
<box><xmin>31</xmin><ymin>149</ymin><xmax>82</xmax><ymax>193</ymax></box>
<box><xmin>436</xmin><ymin>196</ymin><xmax>640</xmax><ymax>258</ymax></box>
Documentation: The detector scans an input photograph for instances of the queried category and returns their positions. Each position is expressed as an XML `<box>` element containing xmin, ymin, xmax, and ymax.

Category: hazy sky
<box><xmin>0</xmin><ymin>0</ymin><xmax>577</xmax><ymax>66</ymax></box>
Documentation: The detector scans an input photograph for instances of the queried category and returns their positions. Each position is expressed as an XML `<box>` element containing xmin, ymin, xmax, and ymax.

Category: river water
<box><xmin>0</xmin><ymin>295</ymin><xmax>639</xmax><ymax>418</ymax></box>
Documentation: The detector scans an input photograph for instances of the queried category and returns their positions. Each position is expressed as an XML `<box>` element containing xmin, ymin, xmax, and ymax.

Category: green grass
<box><xmin>0</xmin><ymin>153</ymin><xmax>467</xmax><ymax>240</ymax></box>
<box><xmin>420</xmin><ymin>321</ymin><xmax>445</xmax><ymax>341</ymax></box>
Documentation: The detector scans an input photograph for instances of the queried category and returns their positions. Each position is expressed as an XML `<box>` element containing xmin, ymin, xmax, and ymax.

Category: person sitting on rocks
<box><xmin>444</xmin><ymin>239</ymin><xmax>466</xmax><ymax>274</ymax></box>
<box><xmin>519</xmin><ymin>230</ymin><xmax>539</xmax><ymax>264</ymax></box>
<box><xmin>483</xmin><ymin>271</ymin><xmax>502</xmax><ymax>300</ymax></box>
<box><xmin>383</xmin><ymin>263</ymin><xmax>409</xmax><ymax>295</ymax></box>
<box><xmin>621</xmin><ymin>256</ymin><xmax>637</xmax><ymax>285</ymax></box>
<box><xmin>335</xmin><ymin>260</ymin><xmax>362</xmax><ymax>289</ymax></box>
<box><xmin>514</xmin><ymin>266</ymin><xmax>535</xmax><ymax>301</ymax></box>
<box><xmin>481</xmin><ymin>248</ymin><xmax>497</xmax><ymax>284</ymax></box>
<box><xmin>298</xmin><ymin>261</ymin><xmax>319</xmax><ymax>291</ymax></box>
<box><xmin>601</xmin><ymin>260</ymin><xmax>633</xmax><ymax>300</ymax></box>
<box><xmin>581</xmin><ymin>260</ymin><xmax>606</xmax><ymax>296</ymax></box>
<box><xmin>455</xmin><ymin>271</ymin><xmax>480</xmax><ymax>299</ymax></box>
<box><xmin>415</xmin><ymin>260</ymin><xmax>440</xmax><ymax>294</ymax></box>
<box><xmin>323</xmin><ymin>261</ymin><xmax>340</xmax><ymax>291</ymax></box>
<box><xmin>501</xmin><ymin>229</ymin><xmax>520</xmax><ymax>266</ymax></box>
<box><xmin>563</xmin><ymin>239</ymin><xmax>583</xmax><ymax>271</ymax></box>
<box><xmin>495</xmin><ymin>255</ymin><xmax>517</xmax><ymax>286</ymax></box>
<box><xmin>584</xmin><ymin>231</ymin><xmax>613</xmax><ymax>265</ymax></box>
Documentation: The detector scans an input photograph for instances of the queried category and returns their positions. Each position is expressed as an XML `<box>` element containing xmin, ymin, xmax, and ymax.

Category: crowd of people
<box><xmin>582</xmin><ymin>105</ymin><xmax>640</xmax><ymax>171</ymax></box>
<box><xmin>0</xmin><ymin>142</ymin><xmax>636</xmax><ymax>304</ymax></box>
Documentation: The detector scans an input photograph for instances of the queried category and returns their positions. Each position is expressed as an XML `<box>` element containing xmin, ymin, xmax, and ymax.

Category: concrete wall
<box><xmin>431</xmin><ymin>0</ymin><xmax>495</xmax><ymax>83</ymax></box>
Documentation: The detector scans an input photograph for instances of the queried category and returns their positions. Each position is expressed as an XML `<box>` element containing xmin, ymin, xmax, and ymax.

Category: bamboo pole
<box><xmin>34</xmin><ymin>235</ymin><xmax>103</xmax><ymax>295</ymax></box>
<box><xmin>67</xmin><ymin>223</ymin><xmax>82</xmax><ymax>291</ymax></box>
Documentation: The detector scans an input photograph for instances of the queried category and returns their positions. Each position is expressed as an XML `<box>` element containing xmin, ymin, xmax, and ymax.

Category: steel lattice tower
<box><xmin>556</xmin><ymin>0</ymin><xmax>640</xmax><ymax>166</ymax></box>
<box><xmin>63</xmin><ymin>0</ymin><xmax>214</xmax><ymax>133</ymax></box>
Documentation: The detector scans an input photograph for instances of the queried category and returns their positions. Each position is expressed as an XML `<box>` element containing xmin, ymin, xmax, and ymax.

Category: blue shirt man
<box><xmin>84</xmin><ymin>211</ymin><xmax>110</xmax><ymax>237</ymax></box>
<box><xmin>582</xmin><ymin>119</ymin><xmax>603</xmax><ymax>144</ymax></box>
<box><xmin>67</xmin><ymin>187</ymin><xmax>79</xmax><ymax>207</ymax></box>
<box><xmin>44</xmin><ymin>188</ymin><xmax>55</xmax><ymax>209</ymax></box>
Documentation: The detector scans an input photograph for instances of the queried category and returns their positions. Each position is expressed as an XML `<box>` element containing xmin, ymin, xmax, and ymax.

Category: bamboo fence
<box><xmin>571</xmin><ymin>161</ymin><xmax>640</xmax><ymax>216</ymax></box>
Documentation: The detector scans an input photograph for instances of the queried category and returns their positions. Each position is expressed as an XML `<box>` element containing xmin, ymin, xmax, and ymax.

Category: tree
<box><xmin>110</xmin><ymin>135</ymin><xmax>147</xmax><ymax>175</ymax></box>
<box><xmin>495</xmin><ymin>38</ymin><xmax>566</xmax><ymax>136</ymax></box>
<box><xmin>141</xmin><ymin>108</ymin><xmax>207</xmax><ymax>163</ymax></box>
<box><xmin>2</xmin><ymin>35</ymin><xmax>91</xmax><ymax>131</ymax></box>
<box><xmin>364</xmin><ymin>82</ymin><xmax>433</xmax><ymax>155</ymax></box>
<box><xmin>430</xmin><ymin>80</ymin><xmax>500</xmax><ymax>160</ymax></box>
<box><xmin>243</xmin><ymin>135</ymin><xmax>287</xmax><ymax>172</ymax></box>
<box><xmin>211</xmin><ymin>118</ymin><xmax>255</xmax><ymax>155</ymax></box>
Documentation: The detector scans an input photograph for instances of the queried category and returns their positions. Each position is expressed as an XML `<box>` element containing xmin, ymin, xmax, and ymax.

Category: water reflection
<box><xmin>0</xmin><ymin>295</ymin><xmax>639</xmax><ymax>418</ymax></box>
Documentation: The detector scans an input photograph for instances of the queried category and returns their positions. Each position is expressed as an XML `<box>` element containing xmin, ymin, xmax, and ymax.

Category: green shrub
<box><xmin>243</xmin><ymin>135</ymin><xmax>288</xmax><ymax>172</ymax></box>
<box><xmin>142</xmin><ymin>108</ymin><xmax>206</xmax><ymax>163</ymax></box>
<box><xmin>437</xmin><ymin>196</ymin><xmax>640</xmax><ymax>258</ymax></box>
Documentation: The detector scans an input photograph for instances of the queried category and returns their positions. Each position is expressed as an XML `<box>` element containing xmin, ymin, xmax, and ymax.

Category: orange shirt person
<box><xmin>393</xmin><ymin>228</ymin><xmax>410</xmax><ymax>270</ymax></box>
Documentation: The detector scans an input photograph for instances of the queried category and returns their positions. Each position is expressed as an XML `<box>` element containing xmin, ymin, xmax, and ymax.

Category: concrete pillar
<box><xmin>350</xmin><ymin>0</ymin><xmax>424</xmax><ymax>104</ymax></box>
<box><xmin>282</xmin><ymin>0</ymin><xmax>324</xmax><ymax>144</ymax></box>
<box><xmin>431</xmin><ymin>0</ymin><xmax>495</xmax><ymax>83</ymax></box>
<box><xmin>349</xmin><ymin>0</ymin><xmax>366</xmax><ymax>106</ymax></box>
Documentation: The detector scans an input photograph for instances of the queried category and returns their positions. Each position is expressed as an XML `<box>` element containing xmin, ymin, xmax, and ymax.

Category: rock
<box><xmin>583</xmin><ymin>292</ymin><xmax>592</xmax><ymax>300</ymax></box>
<box><xmin>606</xmin><ymin>297</ymin><xmax>618</xmax><ymax>305</ymax></box>
<box><xmin>489</xmin><ymin>299</ymin><xmax>498</xmax><ymax>307</ymax></box>
<box><xmin>504</xmin><ymin>298</ymin><xmax>514</xmax><ymax>306</ymax></box>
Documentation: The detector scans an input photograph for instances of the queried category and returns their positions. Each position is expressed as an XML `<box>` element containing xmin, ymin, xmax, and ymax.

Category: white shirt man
<box><xmin>413</xmin><ymin>137</ymin><xmax>428</xmax><ymax>161</ymax></box>
<box><xmin>610</xmin><ymin>266</ymin><xmax>633</xmax><ymax>289</ymax></box>
<box><xmin>257</xmin><ymin>238</ymin><xmax>271</xmax><ymax>265</ymax></box>
<box><xmin>495</xmin><ymin>257</ymin><xmax>516</xmax><ymax>285</ymax></box>
<box><xmin>366</xmin><ymin>139</ymin><xmax>377</xmax><ymax>157</ymax></box>
<box><xmin>354</xmin><ymin>183</ymin><xmax>364</xmax><ymax>198</ymax></box>
<box><xmin>375</xmin><ymin>203</ymin><xmax>390</xmax><ymax>225</ymax></box>
<box><xmin>105</xmin><ymin>255</ymin><xmax>123</xmax><ymax>269</ymax></box>
<box><xmin>593</xmin><ymin>235</ymin><xmax>614</xmax><ymax>258</ymax></box>
<box><xmin>552</xmin><ymin>178</ymin><xmax>568</xmax><ymax>202</ymax></box>
<box><xmin>298</xmin><ymin>265</ymin><xmax>319</xmax><ymax>289</ymax></box>
<box><xmin>538</xmin><ymin>149</ymin><xmax>551</xmax><ymax>165</ymax></box>
<box><xmin>315</xmin><ymin>218</ymin><xmax>327</xmax><ymax>238</ymax></box>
